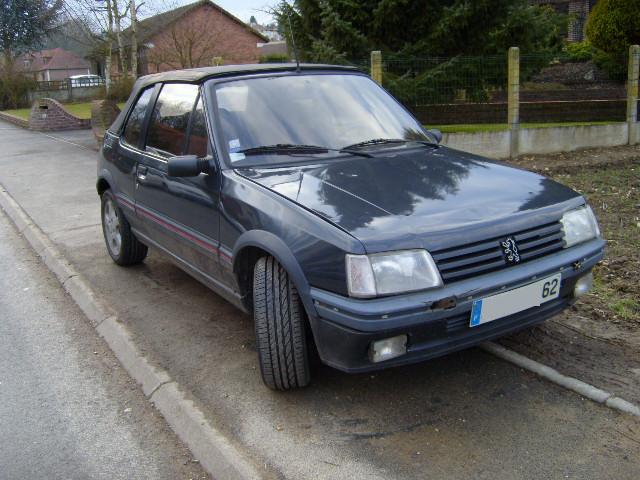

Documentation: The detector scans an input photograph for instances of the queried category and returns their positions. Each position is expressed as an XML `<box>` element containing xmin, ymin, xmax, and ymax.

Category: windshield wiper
<box><xmin>238</xmin><ymin>144</ymin><xmax>372</xmax><ymax>158</ymax></box>
<box><xmin>343</xmin><ymin>138</ymin><xmax>439</xmax><ymax>150</ymax></box>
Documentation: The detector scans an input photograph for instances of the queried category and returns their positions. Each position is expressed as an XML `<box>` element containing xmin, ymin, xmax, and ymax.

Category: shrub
<box><xmin>259</xmin><ymin>53</ymin><xmax>290</xmax><ymax>63</ymax></box>
<box><xmin>565</xmin><ymin>41</ymin><xmax>594</xmax><ymax>62</ymax></box>
<box><xmin>586</xmin><ymin>0</ymin><xmax>640</xmax><ymax>54</ymax></box>
<box><xmin>106</xmin><ymin>76</ymin><xmax>135</xmax><ymax>102</ymax></box>
<box><xmin>592</xmin><ymin>49</ymin><xmax>627</xmax><ymax>82</ymax></box>
<box><xmin>0</xmin><ymin>74</ymin><xmax>36</xmax><ymax>110</ymax></box>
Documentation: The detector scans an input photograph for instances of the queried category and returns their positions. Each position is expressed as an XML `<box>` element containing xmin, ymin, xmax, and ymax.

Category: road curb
<box><xmin>481</xmin><ymin>342</ymin><xmax>640</xmax><ymax>417</ymax></box>
<box><xmin>0</xmin><ymin>184</ymin><xmax>264</xmax><ymax>480</ymax></box>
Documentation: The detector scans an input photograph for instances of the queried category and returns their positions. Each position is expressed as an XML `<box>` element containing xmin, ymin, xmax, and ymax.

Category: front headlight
<box><xmin>346</xmin><ymin>249</ymin><xmax>443</xmax><ymax>298</ymax></box>
<box><xmin>560</xmin><ymin>205</ymin><xmax>600</xmax><ymax>248</ymax></box>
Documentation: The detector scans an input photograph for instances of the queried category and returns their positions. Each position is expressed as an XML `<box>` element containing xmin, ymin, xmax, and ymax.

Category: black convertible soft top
<box><xmin>108</xmin><ymin>63</ymin><xmax>360</xmax><ymax>134</ymax></box>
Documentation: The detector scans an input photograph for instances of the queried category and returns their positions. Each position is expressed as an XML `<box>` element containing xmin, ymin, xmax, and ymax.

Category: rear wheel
<box><xmin>101</xmin><ymin>190</ymin><xmax>148</xmax><ymax>266</ymax></box>
<box><xmin>253</xmin><ymin>256</ymin><xmax>311</xmax><ymax>390</ymax></box>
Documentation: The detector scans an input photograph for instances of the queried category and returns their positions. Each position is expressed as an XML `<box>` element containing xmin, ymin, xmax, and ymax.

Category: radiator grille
<box><xmin>432</xmin><ymin>221</ymin><xmax>565</xmax><ymax>283</ymax></box>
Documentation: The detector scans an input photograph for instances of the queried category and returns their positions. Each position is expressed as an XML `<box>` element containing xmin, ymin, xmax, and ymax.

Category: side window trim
<box><xmin>183</xmin><ymin>92</ymin><xmax>200</xmax><ymax>155</ymax></box>
<box><xmin>139</xmin><ymin>83</ymin><xmax>162</xmax><ymax>151</ymax></box>
<box><xmin>120</xmin><ymin>83</ymin><xmax>161</xmax><ymax>151</ymax></box>
<box><xmin>199</xmin><ymin>84</ymin><xmax>220</xmax><ymax>168</ymax></box>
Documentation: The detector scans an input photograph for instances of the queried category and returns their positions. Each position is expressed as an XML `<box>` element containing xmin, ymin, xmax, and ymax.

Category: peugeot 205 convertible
<box><xmin>97</xmin><ymin>64</ymin><xmax>604</xmax><ymax>390</ymax></box>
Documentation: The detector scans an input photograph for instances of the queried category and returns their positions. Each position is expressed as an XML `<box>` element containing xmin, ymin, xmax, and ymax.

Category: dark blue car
<box><xmin>97</xmin><ymin>64</ymin><xmax>604</xmax><ymax>390</ymax></box>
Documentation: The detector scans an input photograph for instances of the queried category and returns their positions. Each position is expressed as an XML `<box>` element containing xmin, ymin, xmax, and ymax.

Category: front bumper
<box><xmin>308</xmin><ymin>238</ymin><xmax>605</xmax><ymax>373</ymax></box>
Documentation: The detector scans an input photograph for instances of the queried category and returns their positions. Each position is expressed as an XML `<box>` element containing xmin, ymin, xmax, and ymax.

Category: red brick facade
<box><xmin>112</xmin><ymin>2</ymin><xmax>266</xmax><ymax>76</ymax></box>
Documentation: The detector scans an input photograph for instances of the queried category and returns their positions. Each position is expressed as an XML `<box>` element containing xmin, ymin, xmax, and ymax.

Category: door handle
<box><xmin>137</xmin><ymin>165</ymin><xmax>148</xmax><ymax>181</ymax></box>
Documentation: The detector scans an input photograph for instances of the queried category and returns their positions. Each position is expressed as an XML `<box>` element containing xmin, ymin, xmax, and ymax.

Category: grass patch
<box><xmin>2</xmin><ymin>101</ymin><xmax>126</xmax><ymax>121</ymax></box>
<box><xmin>2</xmin><ymin>108</ymin><xmax>30</xmax><ymax>120</ymax></box>
<box><xmin>540</xmin><ymin>159</ymin><xmax>640</xmax><ymax>327</ymax></box>
<box><xmin>431</xmin><ymin>121</ymin><xmax>619</xmax><ymax>134</ymax></box>
<box><xmin>610</xmin><ymin>298</ymin><xmax>640</xmax><ymax>320</ymax></box>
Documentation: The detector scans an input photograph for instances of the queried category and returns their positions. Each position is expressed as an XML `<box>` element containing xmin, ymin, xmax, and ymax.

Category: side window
<box><xmin>186</xmin><ymin>96</ymin><xmax>208</xmax><ymax>158</ymax></box>
<box><xmin>146</xmin><ymin>83</ymin><xmax>199</xmax><ymax>156</ymax></box>
<box><xmin>123</xmin><ymin>87</ymin><xmax>154</xmax><ymax>147</ymax></box>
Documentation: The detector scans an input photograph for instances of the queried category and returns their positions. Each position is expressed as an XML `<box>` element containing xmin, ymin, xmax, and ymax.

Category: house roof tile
<box><xmin>19</xmin><ymin>48</ymin><xmax>89</xmax><ymax>72</ymax></box>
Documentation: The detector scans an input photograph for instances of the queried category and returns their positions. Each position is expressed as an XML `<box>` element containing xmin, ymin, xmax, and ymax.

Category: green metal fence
<box><xmin>381</xmin><ymin>54</ymin><xmax>507</xmax><ymax>125</ymax></box>
<box><xmin>519</xmin><ymin>52</ymin><xmax>627</xmax><ymax>124</ymax></box>
<box><xmin>353</xmin><ymin>49</ymin><xmax>638</xmax><ymax>128</ymax></box>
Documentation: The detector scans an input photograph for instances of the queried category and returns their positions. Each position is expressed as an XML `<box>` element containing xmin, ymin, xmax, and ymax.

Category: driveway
<box><xmin>0</xmin><ymin>122</ymin><xmax>639</xmax><ymax>479</ymax></box>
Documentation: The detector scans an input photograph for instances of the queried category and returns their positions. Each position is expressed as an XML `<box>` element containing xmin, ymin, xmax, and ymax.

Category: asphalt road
<box><xmin>1</xmin><ymin>123</ymin><xmax>639</xmax><ymax>479</ymax></box>
<box><xmin>0</xmin><ymin>208</ymin><xmax>208</xmax><ymax>479</ymax></box>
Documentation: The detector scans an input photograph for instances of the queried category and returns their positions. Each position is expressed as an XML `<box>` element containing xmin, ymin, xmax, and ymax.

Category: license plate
<box><xmin>470</xmin><ymin>273</ymin><xmax>561</xmax><ymax>327</ymax></box>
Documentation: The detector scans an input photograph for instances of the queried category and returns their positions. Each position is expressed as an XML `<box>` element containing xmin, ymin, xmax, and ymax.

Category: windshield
<box><xmin>210</xmin><ymin>73</ymin><xmax>429</xmax><ymax>166</ymax></box>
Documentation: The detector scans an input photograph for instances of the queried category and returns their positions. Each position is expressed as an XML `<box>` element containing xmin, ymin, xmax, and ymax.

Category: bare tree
<box><xmin>111</xmin><ymin>0</ymin><xmax>128</xmax><ymax>76</ymax></box>
<box><xmin>146</xmin><ymin>9</ymin><xmax>224</xmax><ymax>70</ymax></box>
<box><xmin>104</xmin><ymin>0</ymin><xmax>115</xmax><ymax>91</ymax></box>
<box><xmin>129</xmin><ymin>0</ymin><xmax>138</xmax><ymax>77</ymax></box>
<box><xmin>61</xmin><ymin>0</ymin><xmax>116</xmax><ymax>92</ymax></box>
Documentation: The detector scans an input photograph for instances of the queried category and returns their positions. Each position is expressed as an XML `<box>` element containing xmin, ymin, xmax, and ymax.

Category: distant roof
<box><xmin>19</xmin><ymin>48</ymin><xmax>89</xmax><ymax>72</ymax></box>
<box><xmin>109</xmin><ymin>63</ymin><xmax>361</xmax><ymax>133</ymax></box>
<box><xmin>118</xmin><ymin>0</ymin><xmax>269</xmax><ymax>48</ymax></box>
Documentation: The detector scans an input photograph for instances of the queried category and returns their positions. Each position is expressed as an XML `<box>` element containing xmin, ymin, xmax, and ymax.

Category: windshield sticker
<box><xmin>229</xmin><ymin>152</ymin><xmax>246</xmax><ymax>162</ymax></box>
<box><xmin>229</xmin><ymin>138</ymin><xmax>241</xmax><ymax>152</ymax></box>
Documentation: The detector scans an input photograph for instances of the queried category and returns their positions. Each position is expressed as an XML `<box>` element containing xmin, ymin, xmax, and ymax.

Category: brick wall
<box><xmin>28</xmin><ymin>98</ymin><xmax>91</xmax><ymax>131</ymax></box>
<box><xmin>113</xmin><ymin>3</ymin><xmax>264</xmax><ymax>75</ymax></box>
<box><xmin>0</xmin><ymin>112</ymin><xmax>29</xmax><ymax>128</ymax></box>
<box><xmin>149</xmin><ymin>4</ymin><xmax>261</xmax><ymax>71</ymax></box>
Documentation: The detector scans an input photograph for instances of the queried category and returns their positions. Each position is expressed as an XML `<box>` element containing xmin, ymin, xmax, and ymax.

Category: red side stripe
<box><xmin>137</xmin><ymin>207</ymin><xmax>219</xmax><ymax>255</ymax></box>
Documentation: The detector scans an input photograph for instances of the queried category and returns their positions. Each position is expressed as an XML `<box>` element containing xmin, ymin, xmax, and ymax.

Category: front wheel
<box><xmin>253</xmin><ymin>256</ymin><xmax>311</xmax><ymax>390</ymax></box>
<box><xmin>101</xmin><ymin>190</ymin><xmax>148</xmax><ymax>266</ymax></box>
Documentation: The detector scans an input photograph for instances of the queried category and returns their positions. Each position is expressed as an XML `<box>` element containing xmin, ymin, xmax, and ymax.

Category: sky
<box><xmin>151</xmin><ymin>0</ymin><xmax>280</xmax><ymax>24</ymax></box>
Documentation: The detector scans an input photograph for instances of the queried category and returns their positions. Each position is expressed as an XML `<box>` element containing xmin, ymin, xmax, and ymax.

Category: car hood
<box><xmin>236</xmin><ymin>146</ymin><xmax>583</xmax><ymax>252</ymax></box>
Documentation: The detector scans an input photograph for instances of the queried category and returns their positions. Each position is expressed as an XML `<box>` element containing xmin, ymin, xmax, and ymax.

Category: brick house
<box><xmin>18</xmin><ymin>48</ymin><xmax>91</xmax><ymax>81</ymax></box>
<box><xmin>530</xmin><ymin>0</ymin><xmax>597</xmax><ymax>42</ymax></box>
<box><xmin>112</xmin><ymin>0</ymin><xmax>269</xmax><ymax>77</ymax></box>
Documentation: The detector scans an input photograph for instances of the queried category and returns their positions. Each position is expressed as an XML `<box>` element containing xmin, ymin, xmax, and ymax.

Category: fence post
<box><xmin>67</xmin><ymin>79</ymin><xmax>73</xmax><ymax>103</ymax></box>
<box><xmin>371</xmin><ymin>50</ymin><xmax>382</xmax><ymax>85</ymax></box>
<box><xmin>627</xmin><ymin>45</ymin><xmax>640</xmax><ymax>145</ymax></box>
<box><xmin>508</xmin><ymin>47</ymin><xmax>520</xmax><ymax>158</ymax></box>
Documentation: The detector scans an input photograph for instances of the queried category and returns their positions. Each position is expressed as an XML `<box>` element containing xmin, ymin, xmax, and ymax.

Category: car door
<box><xmin>134</xmin><ymin>83</ymin><xmax>222</xmax><ymax>279</ymax></box>
<box><xmin>105</xmin><ymin>86</ymin><xmax>156</xmax><ymax>229</ymax></box>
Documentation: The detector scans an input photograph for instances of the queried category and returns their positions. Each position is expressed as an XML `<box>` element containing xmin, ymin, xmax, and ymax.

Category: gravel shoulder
<box><xmin>503</xmin><ymin>145</ymin><xmax>640</xmax><ymax>404</ymax></box>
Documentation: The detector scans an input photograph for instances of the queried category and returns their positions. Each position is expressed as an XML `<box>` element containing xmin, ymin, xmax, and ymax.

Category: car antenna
<box><xmin>286</xmin><ymin>11</ymin><xmax>301</xmax><ymax>73</ymax></box>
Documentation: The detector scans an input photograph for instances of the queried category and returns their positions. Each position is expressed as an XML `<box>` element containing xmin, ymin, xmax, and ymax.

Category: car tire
<box><xmin>101</xmin><ymin>190</ymin><xmax>148</xmax><ymax>266</ymax></box>
<box><xmin>253</xmin><ymin>256</ymin><xmax>311</xmax><ymax>390</ymax></box>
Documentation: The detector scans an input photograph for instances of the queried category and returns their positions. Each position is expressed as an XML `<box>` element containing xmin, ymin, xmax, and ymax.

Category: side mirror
<box><xmin>167</xmin><ymin>155</ymin><xmax>211</xmax><ymax>177</ymax></box>
<box><xmin>428</xmin><ymin>128</ymin><xmax>443</xmax><ymax>144</ymax></box>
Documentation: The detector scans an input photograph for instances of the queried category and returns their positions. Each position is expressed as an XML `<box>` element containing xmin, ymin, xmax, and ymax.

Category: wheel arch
<box><xmin>232</xmin><ymin>230</ymin><xmax>318</xmax><ymax>319</ymax></box>
<box><xmin>96</xmin><ymin>169</ymin><xmax>115</xmax><ymax>196</ymax></box>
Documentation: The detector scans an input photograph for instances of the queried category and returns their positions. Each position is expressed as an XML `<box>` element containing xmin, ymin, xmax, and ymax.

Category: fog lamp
<box><xmin>574</xmin><ymin>272</ymin><xmax>593</xmax><ymax>298</ymax></box>
<box><xmin>369</xmin><ymin>335</ymin><xmax>407</xmax><ymax>363</ymax></box>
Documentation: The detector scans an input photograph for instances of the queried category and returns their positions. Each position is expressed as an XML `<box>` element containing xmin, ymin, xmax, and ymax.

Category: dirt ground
<box><xmin>502</xmin><ymin>145</ymin><xmax>640</xmax><ymax>403</ymax></box>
